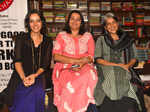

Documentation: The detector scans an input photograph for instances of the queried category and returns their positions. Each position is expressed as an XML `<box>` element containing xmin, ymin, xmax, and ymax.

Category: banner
<box><xmin>0</xmin><ymin>0</ymin><xmax>27</xmax><ymax>92</ymax></box>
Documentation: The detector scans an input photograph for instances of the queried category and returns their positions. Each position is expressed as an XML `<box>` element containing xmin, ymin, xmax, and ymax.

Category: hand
<box><xmin>79</xmin><ymin>56</ymin><xmax>93</xmax><ymax>64</ymax></box>
<box><xmin>72</xmin><ymin>57</ymin><xmax>92</xmax><ymax>71</ymax></box>
<box><xmin>79</xmin><ymin>56</ymin><xmax>93</xmax><ymax>68</ymax></box>
<box><xmin>23</xmin><ymin>77</ymin><xmax>30</xmax><ymax>87</ymax></box>
<box><xmin>118</xmin><ymin>63</ymin><xmax>129</xmax><ymax>72</ymax></box>
<box><xmin>23</xmin><ymin>74</ymin><xmax>36</xmax><ymax>87</ymax></box>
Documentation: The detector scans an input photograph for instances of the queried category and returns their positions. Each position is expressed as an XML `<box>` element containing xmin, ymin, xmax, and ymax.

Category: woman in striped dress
<box><xmin>94</xmin><ymin>13</ymin><xmax>146</xmax><ymax>112</ymax></box>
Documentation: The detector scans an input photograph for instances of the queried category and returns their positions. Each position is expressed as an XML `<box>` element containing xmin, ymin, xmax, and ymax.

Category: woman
<box><xmin>0</xmin><ymin>10</ymin><xmax>53</xmax><ymax>112</ymax></box>
<box><xmin>94</xmin><ymin>13</ymin><xmax>145</xmax><ymax>112</ymax></box>
<box><xmin>52</xmin><ymin>10</ymin><xmax>98</xmax><ymax>112</ymax></box>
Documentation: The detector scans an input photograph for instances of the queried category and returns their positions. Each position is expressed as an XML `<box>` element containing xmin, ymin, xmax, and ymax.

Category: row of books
<box><xmin>136</xmin><ymin>26</ymin><xmax>150</xmax><ymax>38</ymax></box>
<box><xmin>43</xmin><ymin>11</ymin><xmax>150</xmax><ymax>27</ymax></box>
<box><xmin>47</xmin><ymin>25</ymin><xmax>64</xmax><ymax>38</ymax></box>
<box><xmin>89</xmin><ymin>2</ymin><xmax>150</xmax><ymax>11</ymax></box>
<box><xmin>136</xmin><ymin>13</ymin><xmax>150</xmax><ymax>26</ymax></box>
<box><xmin>29</xmin><ymin>0</ymin><xmax>39</xmax><ymax>10</ymax></box>
<box><xmin>43</xmin><ymin>12</ymin><xmax>66</xmax><ymax>22</ymax></box>
<box><xmin>42</xmin><ymin>1</ymin><xmax>150</xmax><ymax>11</ymax></box>
<box><xmin>136</xmin><ymin>2</ymin><xmax>150</xmax><ymax>10</ymax></box>
<box><xmin>42</xmin><ymin>0</ymin><xmax>87</xmax><ymax>10</ymax></box>
<box><xmin>43</xmin><ymin>11</ymin><xmax>88</xmax><ymax>23</ymax></box>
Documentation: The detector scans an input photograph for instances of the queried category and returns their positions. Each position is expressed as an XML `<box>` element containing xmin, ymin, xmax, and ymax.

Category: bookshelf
<box><xmin>28</xmin><ymin>0</ymin><xmax>39</xmax><ymax>10</ymax></box>
<box><xmin>28</xmin><ymin>0</ymin><xmax>150</xmax><ymax>42</ymax></box>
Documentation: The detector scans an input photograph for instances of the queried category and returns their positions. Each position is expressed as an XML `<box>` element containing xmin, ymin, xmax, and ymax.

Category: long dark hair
<box><xmin>63</xmin><ymin>10</ymin><xmax>86</xmax><ymax>35</ymax></box>
<box><xmin>25</xmin><ymin>9</ymin><xmax>47</xmax><ymax>35</ymax></box>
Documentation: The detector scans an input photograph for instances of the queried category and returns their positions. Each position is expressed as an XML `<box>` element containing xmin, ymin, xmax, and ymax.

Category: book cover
<box><xmin>89</xmin><ymin>2</ymin><xmax>100</xmax><ymax>11</ymax></box>
<box><xmin>89</xmin><ymin>13</ymin><xmax>100</xmax><ymax>26</ymax></box>
<box><xmin>66</xmin><ymin>1</ymin><xmax>77</xmax><ymax>9</ymax></box>
<box><xmin>78</xmin><ymin>0</ymin><xmax>87</xmax><ymax>10</ymax></box>
<box><xmin>144</xmin><ymin>2</ymin><xmax>150</xmax><ymax>10</ymax></box>
<box><xmin>42</xmin><ymin>0</ymin><xmax>52</xmax><ymax>9</ymax></box>
<box><xmin>123</xmin><ymin>13</ymin><xmax>134</xmax><ymax>26</ymax></box>
<box><xmin>122</xmin><ymin>2</ymin><xmax>135</xmax><ymax>11</ymax></box>
<box><xmin>136</xmin><ymin>13</ymin><xmax>144</xmax><ymax>25</ymax></box>
<box><xmin>112</xmin><ymin>2</ymin><xmax>121</xmax><ymax>11</ymax></box>
<box><xmin>101</xmin><ymin>2</ymin><xmax>111</xmax><ymax>11</ymax></box>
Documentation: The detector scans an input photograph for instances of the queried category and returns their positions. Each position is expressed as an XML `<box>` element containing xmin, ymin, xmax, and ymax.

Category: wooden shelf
<box><xmin>28</xmin><ymin>0</ymin><xmax>150</xmax><ymax>39</ymax></box>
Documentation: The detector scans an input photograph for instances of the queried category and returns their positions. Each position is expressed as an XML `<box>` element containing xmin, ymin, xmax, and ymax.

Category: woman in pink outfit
<box><xmin>52</xmin><ymin>10</ymin><xmax>98</xmax><ymax>112</ymax></box>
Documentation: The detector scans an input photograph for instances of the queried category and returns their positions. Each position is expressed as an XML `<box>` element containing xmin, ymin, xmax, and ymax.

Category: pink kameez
<box><xmin>52</xmin><ymin>32</ymin><xmax>98</xmax><ymax>112</ymax></box>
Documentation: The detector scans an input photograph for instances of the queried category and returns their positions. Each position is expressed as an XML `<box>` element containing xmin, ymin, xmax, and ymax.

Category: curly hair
<box><xmin>24</xmin><ymin>9</ymin><xmax>47</xmax><ymax>35</ymax></box>
<box><xmin>63</xmin><ymin>10</ymin><xmax>86</xmax><ymax>35</ymax></box>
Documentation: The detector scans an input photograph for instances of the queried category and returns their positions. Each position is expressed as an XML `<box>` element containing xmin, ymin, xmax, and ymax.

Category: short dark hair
<box><xmin>63</xmin><ymin>10</ymin><xmax>86</xmax><ymax>35</ymax></box>
<box><xmin>25</xmin><ymin>9</ymin><xmax>47</xmax><ymax>35</ymax></box>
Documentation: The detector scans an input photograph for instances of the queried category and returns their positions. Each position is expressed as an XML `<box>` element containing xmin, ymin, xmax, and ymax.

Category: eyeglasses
<box><xmin>106</xmin><ymin>21</ymin><xmax>117</xmax><ymax>27</ymax></box>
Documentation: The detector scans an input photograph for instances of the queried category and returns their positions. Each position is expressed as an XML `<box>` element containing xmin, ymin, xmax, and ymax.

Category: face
<box><xmin>105</xmin><ymin>17</ymin><xmax>118</xmax><ymax>34</ymax></box>
<box><xmin>29</xmin><ymin>13</ymin><xmax>42</xmax><ymax>33</ymax></box>
<box><xmin>69</xmin><ymin>12</ymin><xmax>81</xmax><ymax>31</ymax></box>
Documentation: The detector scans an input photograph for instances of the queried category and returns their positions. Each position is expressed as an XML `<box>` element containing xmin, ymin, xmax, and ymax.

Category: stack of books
<box><xmin>54</xmin><ymin>0</ymin><xmax>65</xmax><ymax>9</ymax></box>
<box><xmin>66</xmin><ymin>1</ymin><xmax>77</xmax><ymax>10</ymax></box>
<box><xmin>89</xmin><ymin>2</ymin><xmax>100</xmax><ymax>11</ymax></box>
<box><xmin>48</xmin><ymin>26</ymin><xmax>57</xmax><ymax>38</ymax></box>
<box><xmin>101</xmin><ymin>2</ymin><xmax>111</xmax><ymax>11</ymax></box>
<box><xmin>122</xmin><ymin>2</ymin><xmax>135</xmax><ymax>11</ymax></box>
<box><xmin>144</xmin><ymin>16</ymin><xmax>150</xmax><ymax>25</ymax></box>
<box><xmin>78</xmin><ymin>0</ymin><xmax>87</xmax><ymax>10</ymax></box>
<box><xmin>136</xmin><ymin>13</ymin><xmax>144</xmax><ymax>25</ymax></box>
<box><xmin>29</xmin><ymin>0</ymin><xmax>39</xmax><ymax>10</ymax></box>
<box><xmin>42</xmin><ymin>0</ymin><xmax>52</xmax><ymax>9</ymax></box>
<box><xmin>136</xmin><ymin>27</ymin><xmax>143</xmax><ymax>38</ymax></box>
<box><xmin>123</xmin><ymin>13</ymin><xmax>134</xmax><ymax>26</ymax></box>
<box><xmin>144</xmin><ymin>2</ymin><xmax>150</xmax><ymax>10</ymax></box>
<box><xmin>136</xmin><ymin>3</ymin><xmax>144</xmax><ymax>10</ymax></box>
<box><xmin>89</xmin><ymin>13</ymin><xmax>100</xmax><ymax>26</ymax></box>
<box><xmin>112</xmin><ymin>2</ymin><xmax>121</xmax><ymax>11</ymax></box>
<box><xmin>43</xmin><ymin>12</ymin><xmax>54</xmax><ymax>22</ymax></box>
<box><xmin>55</xmin><ymin>12</ymin><xmax>66</xmax><ymax>22</ymax></box>
<box><xmin>123</xmin><ymin>26</ymin><xmax>134</xmax><ymax>32</ymax></box>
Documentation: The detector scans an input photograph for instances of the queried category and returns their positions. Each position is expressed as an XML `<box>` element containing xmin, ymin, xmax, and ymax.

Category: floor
<box><xmin>1</xmin><ymin>93</ymin><xmax>150</xmax><ymax>112</ymax></box>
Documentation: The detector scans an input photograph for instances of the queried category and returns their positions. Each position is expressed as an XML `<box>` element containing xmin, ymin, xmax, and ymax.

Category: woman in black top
<box><xmin>0</xmin><ymin>9</ymin><xmax>53</xmax><ymax>112</ymax></box>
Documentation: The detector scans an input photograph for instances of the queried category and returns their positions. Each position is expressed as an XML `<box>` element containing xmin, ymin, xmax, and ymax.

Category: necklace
<box><xmin>31</xmin><ymin>39</ymin><xmax>42</xmax><ymax>73</ymax></box>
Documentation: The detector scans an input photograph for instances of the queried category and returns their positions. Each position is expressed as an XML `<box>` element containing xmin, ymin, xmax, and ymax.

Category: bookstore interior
<box><xmin>28</xmin><ymin>0</ymin><xmax>150</xmax><ymax>72</ymax></box>
<box><xmin>1</xmin><ymin>0</ymin><xmax>150</xmax><ymax>112</ymax></box>
<box><xmin>27</xmin><ymin>1</ymin><xmax>150</xmax><ymax>111</ymax></box>
<box><xmin>27</xmin><ymin>0</ymin><xmax>150</xmax><ymax>95</ymax></box>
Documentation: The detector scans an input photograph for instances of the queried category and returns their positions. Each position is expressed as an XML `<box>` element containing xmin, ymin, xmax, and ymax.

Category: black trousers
<box><xmin>96</xmin><ymin>96</ymin><xmax>140</xmax><ymax>112</ymax></box>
